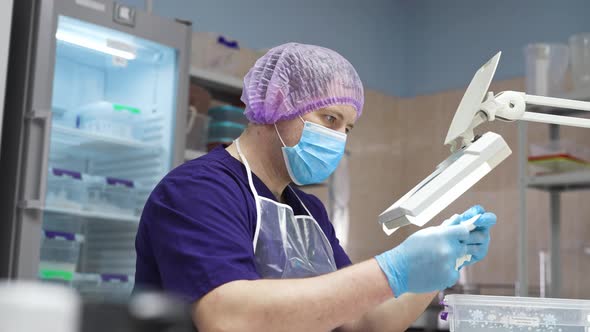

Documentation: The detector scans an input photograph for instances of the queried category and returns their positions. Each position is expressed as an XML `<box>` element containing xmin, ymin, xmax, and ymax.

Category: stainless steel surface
<box><xmin>1</xmin><ymin>0</ymin><xmax>191</xmax><ymax>279</ymax></box>
<box><xmin>0</xmin><ymin>0</ymin><xmax>14</xmax><ymax>153</ymax></box>
<box><xmin>517</xmin><ymin>121</ymin><xmax>529</xmax><ymax>296</ymax></box>
<box><xmin>0</xmin><ymin>0</ymin><xmax>38</xmax><ymax>279</ymax></box>
<box><xmin>14</xmin><ymin>0</ymin><xmax>56</xmax><ymax>279</ymax></box>
<box><xmin>548</xmin><ymin>124</ymin><xmax>561</xmax><ymax>298</ymax></box>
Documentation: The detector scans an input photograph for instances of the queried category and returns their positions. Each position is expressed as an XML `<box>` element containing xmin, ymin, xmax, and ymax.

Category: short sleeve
<box><xmin>139</xmin><ymin>165</ymin><xmax>260</xmax><ymax>303</ymax></box>
<box><xmin>304</xmin><ymin>195</ymin><xmax>353</xmax><ymax>269</ymax></box>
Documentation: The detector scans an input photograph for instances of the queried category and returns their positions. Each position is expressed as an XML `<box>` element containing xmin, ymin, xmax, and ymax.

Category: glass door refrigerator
<box><xmin>1</xmin><ymin>0</ymin><xmax>190</xmax><ymax>301</ymax></box>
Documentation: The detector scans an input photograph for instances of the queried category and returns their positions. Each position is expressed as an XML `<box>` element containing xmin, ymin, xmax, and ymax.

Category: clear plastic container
<box><xmin>77</xmin><ymin>101</ymin><xmax>143</xmax><ymax>140</ymax></box>
<box><xmin>46</xmin><ymin>168</ymin><xmax>87</xmax><ymax>210</ymax></box>
<box><xmin>39</xmin><ymin>231</ymin><xmax>83</xmax><ymax>281</ymax></box>
<box><xmin>208</xmin><ymin>105</ymin><xmax>247</xmax><ymax>125</ymax></box>
<box><xmin>529</xmin><ymin>140</ymin><xmax>590</xmax><ymax>174</ymax></box>
<box><xmin>524</xmin><ymin>43</ymin><xmax>570</xmax><ymax>96</ymax></box>
<box><xmin>207</xmin><ymin>121</ymin><xmax>246</xmax><ymax>143</ymax></box>
<box><xmin>538</xmin><ymin>245</ymin><xmax>590</xmax><ymax>300</ymax></box>
<box><xmin>569</xmin><ymin>33</ymin><xmax>590</xmax><ymax>90</ymax></box>
<box><xmin>51</xmin><ymin>106</ymin><xmax>78</xmax><ymax>128</ymax></box>
<box><xmin>442</xmin><ymin>294</ymin><xmax>590</xmax><ymax>332</ymax></box>
<box><xmin>42</xmin><ymin>214</ymin><xmax>84</xmax><ymax>235</ymax></box>
<box><xmin>186</xmin><ymin>106</ymin><xmax>210</xmax><ymax>151</ymax></box>
<box><xmin>86</xmin><ymin>176</ymin><xmax>135</xmax><ymax>215</ymax></box>
<box><xmin>74</xmin><ymin>274</ymin><xmax>134</xmax><ymax>302</ymax></box>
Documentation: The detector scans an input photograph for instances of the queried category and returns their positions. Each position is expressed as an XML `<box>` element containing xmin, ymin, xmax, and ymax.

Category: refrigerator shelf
<box><xmin>52</xmin><ymin>124</ymin><xmax>161</xmax><ymax>153</ymax></box>
<box><xmin>44</xmin><ymin>205</ymin><xmax>139</xmax><ymax>223</ymax></box>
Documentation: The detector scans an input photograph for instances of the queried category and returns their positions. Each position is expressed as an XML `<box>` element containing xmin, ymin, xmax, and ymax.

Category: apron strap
<box><xmin>235</xmin><ymin>139</ymin><xmax>262</xmax><ymax>251</ymax></box>
<box><xmin>289</xmin><ymin>186</ymin><xmax>336</xmax><ymax>264</ymax></box>
<box><xmin>287</xmin><ymin>186</ymin><xmax>314</xmax><ymax>218</ymax></box>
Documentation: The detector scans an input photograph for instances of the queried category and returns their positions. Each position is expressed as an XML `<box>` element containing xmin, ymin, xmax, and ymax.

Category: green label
<box><xmin>113</xmin><ymin>103</ymin><xmax>141</xmax><ymax>114</ymax></box>
<box><xmin>39</xmin><ymin>269</ymin><xmax>74</xmax><ymax>281</ymax></box>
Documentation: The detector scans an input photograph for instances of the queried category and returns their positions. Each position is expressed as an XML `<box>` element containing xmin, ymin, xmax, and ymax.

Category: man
<box><xmin>135</xmin><ymin>43</ymin><xmax>496</xmax><ymax>331</ymax></box>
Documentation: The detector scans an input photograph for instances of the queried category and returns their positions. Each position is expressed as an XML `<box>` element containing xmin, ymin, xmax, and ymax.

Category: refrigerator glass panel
<box><xmin>40</xmin><ymin>15</ymin><xmax>178</xmax><ymax>296</ymax></box>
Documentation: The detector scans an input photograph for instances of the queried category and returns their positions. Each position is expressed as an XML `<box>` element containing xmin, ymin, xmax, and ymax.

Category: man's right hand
<box><xmin>374</xmin><ymin>217</ymin><xmax>471</xmax><ymax>297</ymax></box>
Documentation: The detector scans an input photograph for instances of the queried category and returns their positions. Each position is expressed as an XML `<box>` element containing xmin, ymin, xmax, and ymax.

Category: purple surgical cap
<box><xmin>241</xmin><ymin>43</ymin><xmax>364</xmax><ymax>124</ymax></box>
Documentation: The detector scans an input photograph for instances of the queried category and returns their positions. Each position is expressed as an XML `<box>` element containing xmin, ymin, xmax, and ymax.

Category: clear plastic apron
<box><xmin>235</xmin><ymin>139</ymin><xmax>337</xmax><ymax>279</ymax></box>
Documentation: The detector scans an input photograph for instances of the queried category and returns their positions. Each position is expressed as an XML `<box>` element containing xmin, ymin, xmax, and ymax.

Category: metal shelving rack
<box><xmin>189</xmin><ymin>67</ymin><xmax>243</xmax><ymax>104</ymax></box>
<box><xmin>185</xmin><ymin>67</ymin><xmax>243</xmax><ymax>161</ymax></box>
<box><xmin>517</xmin><ymin>88</ymin><xmax>590</xmax><ymax>297</ymax></box>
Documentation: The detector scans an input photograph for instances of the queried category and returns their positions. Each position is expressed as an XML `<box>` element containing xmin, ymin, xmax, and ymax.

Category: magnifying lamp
<box><xmin>379</xmin><ymin>52</ymin><xmax>590</xmax><ymax>235</ymax></box>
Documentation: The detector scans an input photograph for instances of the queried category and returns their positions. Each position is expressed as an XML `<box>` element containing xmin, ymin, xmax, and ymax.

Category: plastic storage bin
<box><xmin>77</xmin><ymin>101</ymin><xmax>143</xmax><ymax>140</ymax></box>
<box><xmin>42</xmin><ymin>214</ymin><xmax>84</xmax><ymax>235</ymax></box>
<box><xmin>39</xmin><ymin>231</ymin><xmax>83</xmax><ymax>282</ymax></box>
<box><xmin>524</xmin><ymin>43</ymin><xmax>569</xmax><ymax>96</ymax></box>
<box><xmin>569</xmin><ymin>33</ymin><xmax>590</xmax><ymax>90</ymax></box>
<box><xmin>87</xmin><ymin>176</ymin><xmax>136</xmax><ymax>216</ymax></box>
<box><xmin>207</xmin><ymin>121</ymin><xmax>246</xmax><ymax>143</ymax></box>
<box><xmin>208</xmin><ymin>105</ymin><xmax>247</xmax><ymax>125</ymax></box>
<box><xmin>46</xmin><ymin>168</ymin><xmax>87</xmax><ymax>210</ymax></box>
<box><xmin>442</xmin><ymin>294</ymin><xmax>590</xmax><ymax>332</ymax></box>
<box><xmin>74</xmin><ymin>274</ymin><xmax>134</xmax><ymax>302</ymax></box>
<box><xmin>529</xmin><ymin>140</ymin><xmax>590</xmax><ymax>174</ymax></box>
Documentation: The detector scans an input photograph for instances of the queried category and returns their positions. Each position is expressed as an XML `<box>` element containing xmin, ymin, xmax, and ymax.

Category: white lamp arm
<box><xmin>478</xmin><ymin>91</ymin><xmax>590</xmax><ymax>129</ymax></box>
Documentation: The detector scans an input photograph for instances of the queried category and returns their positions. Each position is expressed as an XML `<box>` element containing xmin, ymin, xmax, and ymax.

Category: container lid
<box><xmin>444</xmin><ymin>294</ymin><xmax>590</xmax><ymax>310</ymax></box>
<box><xmin>208</xmin><ymin>121</ymin><xmax>246</xmax><ymax>130</ymax></box>
<box><xmin>77</xmin><ymin>101</ymin><xmax>141</xmax><ymax>115</ymax></box>
<box><xmin>105</xmin><ymin>177</ymin><xmax>134</xmax><ymax>188</ymax></box>
<box><xmin>44</xmin><ymin>230</ymin><xmax>76</xmax><ymax>241</ymax></box>
<box><xmin>43</xmin><ymin>230</ymin><xmax>84</xmax><ymax>243</ymax></box>
<box><xmin>112</xmin><ymin>103</ymin><xmax>141</xmax><ymax>115</ymax></box>
<box><xmin>528</xmin><ymin>154</ymin><xmax>590</xmax><ymax>164</ymax></box>
<box><xmin>39</xmin><ymin>269</ymin><xmax>75</xmax><ymax>281</ymax></box>
<box><xmin>208</xmin><ymin>105</ymin><xmax>245</xmax><ymax>115</ymax></box>
<box><xmin>51</xmin><ymin>168</ymin><xmax>82</xmax><ymax>180</ymax></box>
<box><xmin>100</xmin><ymin>274</ymin><xmax>130</xmax><ymax>283</ymax></box>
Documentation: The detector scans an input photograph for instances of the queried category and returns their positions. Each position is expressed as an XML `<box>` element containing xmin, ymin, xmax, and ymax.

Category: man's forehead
<box><xmin>315</xmin><ymin>104</ymin><xmax>356</xmax><ymax>118</ymax></box>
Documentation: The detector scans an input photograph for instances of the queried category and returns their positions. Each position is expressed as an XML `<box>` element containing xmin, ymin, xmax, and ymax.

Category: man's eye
<box><xmin>326</xmin><ymin>115</ymin><xmax>336</xmax><ymax>124</ymax></box>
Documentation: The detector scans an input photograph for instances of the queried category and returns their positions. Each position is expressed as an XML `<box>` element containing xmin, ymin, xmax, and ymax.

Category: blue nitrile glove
<box><xmin>375</xmin><ymin>223</ymin><xmax>470</xmax><ymax>298</ymax></box>
<box><xmin>442</xmin><ymin>205</ymin><xmax>497</xmax><ymax>269</ymax></box>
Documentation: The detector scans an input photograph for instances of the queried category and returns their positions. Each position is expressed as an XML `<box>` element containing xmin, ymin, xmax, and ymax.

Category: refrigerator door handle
<box><xmin>25</xmin><ymin>109</ymin><xmax>52</xmax><ymax>120</ymax></box>
<box><xmin>16</xmin><ymin>200</ymin><xmax>44</xmax><ymax>210</ymax></box>
<box><xmin>19</xmin><ymin>108</ymin><xmax>53</xmax><ymax>211</ymax></box>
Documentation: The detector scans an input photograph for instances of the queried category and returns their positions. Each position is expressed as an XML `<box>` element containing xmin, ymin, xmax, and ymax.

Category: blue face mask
<box><xmin>275</xmin><ymin>117</ymin><xmax>347</xmax><ymax>186</ymax></box>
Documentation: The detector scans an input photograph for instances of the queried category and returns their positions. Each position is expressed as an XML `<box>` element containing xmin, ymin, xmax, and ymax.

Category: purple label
<box><xmin>52</xmin><ymin>168</ymin><xmax>82</xmax><ymax>180</ymax></box>
<box><xmin>101</xmin><ymin>274</ymin><xmax>129</xmax><ymax>282</ymax></box>
<box><xmin>44</xmin><ymin>230</ymin><xmax>75</xmax><ymax>241</ymax></box>
<box><xmin>440</xmin><ymin>312</ymin><xmax>449</xmax><ymax>321</ymax></box>
<box><xmin>217</xmin><ymin>36</ymin><xmax>239</xmax><ymax>49</ymax></box>
<box><xmin>106</xmin><ymin>177</ymin><xmax>134</xmax><ymax>188</ymax></box>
